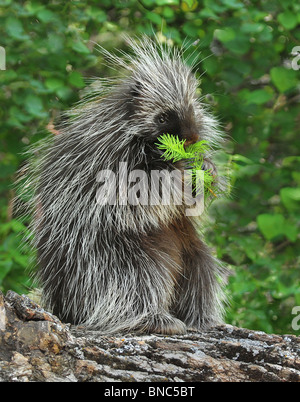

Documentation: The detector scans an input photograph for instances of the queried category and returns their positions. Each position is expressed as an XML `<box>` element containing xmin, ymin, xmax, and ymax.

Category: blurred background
<box><xmin>0</xmin><ymin>0</ymin><xmax>299</xmax><ymax>335</ymax></box>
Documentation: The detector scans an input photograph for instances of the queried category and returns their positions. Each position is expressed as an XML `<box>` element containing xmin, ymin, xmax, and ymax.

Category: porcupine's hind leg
<box><xmin>77</xmin><ymin>230</ymin><xmax>187</xmax><ymax>335</ymax></box>
<box><xmin>137</xmin><ymin>267</ymin><xmax>187</xmax><ymax>335</ymax></box>
<box><xmin>134</xmin><ymin>228</ymin><xmax>187</xmax><ymax>335</ymax></box>
<box><xmin>164</xmin><ymin>216</ymin><xmax>227</xmax><ymax>331</ymax></box>
<box><xmin>172</xmin><ymin>237</ymin><xmax>226</xmax><ymax>330</ymax></box>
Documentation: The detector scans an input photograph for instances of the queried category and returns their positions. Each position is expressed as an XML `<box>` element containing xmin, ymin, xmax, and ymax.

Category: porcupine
<box><xmin>29</xmin><ymin>37</ymin><xmax>228</xmax><ymax>335</ymax></box>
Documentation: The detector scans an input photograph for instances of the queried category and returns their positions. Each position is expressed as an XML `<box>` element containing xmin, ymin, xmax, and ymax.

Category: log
<box><xmin>0</xmin><ymin>290</ymin><xmax>299</xmax><ymax>383</ymax></box>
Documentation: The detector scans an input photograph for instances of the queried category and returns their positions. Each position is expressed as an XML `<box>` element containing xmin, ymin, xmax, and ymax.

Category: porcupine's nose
<box><xmin>184</xmin><ymin>133</ymin><xmax>199</xmax><ymax>148</ymax></box>
<box><xmin>181</xmin><ymin>111</ymin><xmax>199</xmax><ymax>147</ymax></box>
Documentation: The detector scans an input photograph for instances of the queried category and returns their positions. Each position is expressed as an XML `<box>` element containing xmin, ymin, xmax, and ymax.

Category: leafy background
<box><xmin>0</xmin><ymin>0</ymin><xmax>299</xmax><ymax>335</ymax></box>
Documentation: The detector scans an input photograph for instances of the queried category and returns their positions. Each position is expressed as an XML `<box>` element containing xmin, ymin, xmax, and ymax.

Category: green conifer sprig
<box><xmin>155</xmin><ymin>133</ymin><xmax>217</xmax><ymax>198</ymax></box>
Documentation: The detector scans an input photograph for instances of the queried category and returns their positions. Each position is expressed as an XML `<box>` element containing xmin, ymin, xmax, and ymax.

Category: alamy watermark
<box><xmin>291</xmin><ymin>306</ymin><xmax>300</xmax><ymax>331</ymax></box>
<box><xmin>291</xmin><ymin>46</ymin><xmax>300</xmax><ymax>71</ymax></box>
<box><xmin>95</xmin><ymin>162</ymin><xmax>205</xmax><ymax>217</ymax></box>
<box><xmin>0</xmin><ymin>46</ymin><xmax>6</xmax><ymax>70</ymax></box>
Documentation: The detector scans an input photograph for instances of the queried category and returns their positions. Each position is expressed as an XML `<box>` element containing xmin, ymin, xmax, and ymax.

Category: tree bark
<box><xmin>0</xmin><ymin>290</ymin><xmax>299</xmax><ymax>382</ymax></box>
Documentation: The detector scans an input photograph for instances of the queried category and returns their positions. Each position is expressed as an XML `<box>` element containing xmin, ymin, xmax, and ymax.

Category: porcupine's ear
<box><xmin>123</xmin><ymin>81</ymin><xmax>142</xmax><ymax>118</ymax></box>
<box><xmin>130</xmin><ymin>81</ymin><xmax>142</xmax><ymax>99</ymax></box>
<box><xmin>128</xmin><ymin>81</ymin><xmax>144</xmax><ymax>115</ymax></box>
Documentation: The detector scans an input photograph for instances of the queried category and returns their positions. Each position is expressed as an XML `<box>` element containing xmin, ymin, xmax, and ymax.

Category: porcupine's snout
<box><xmin>182</xmin><ymin>126</ymin><xmax>199</xmax><ymax>148</ymax></box>
<box><xmin>180</xmin><ymin>105</ymin><xmax>200</xmax><ymax>148</ymax></box>
<box><xmin>183</xmin><ymin>133</ymin><xmax>199</xmax><ymax>148</ymax></box>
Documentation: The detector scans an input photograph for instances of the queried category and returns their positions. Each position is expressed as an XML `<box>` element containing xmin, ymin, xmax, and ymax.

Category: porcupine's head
<box><xmin>97</xmin><ymin>36</ymin><xmax>220</xmax><ymax>150</ymax></box>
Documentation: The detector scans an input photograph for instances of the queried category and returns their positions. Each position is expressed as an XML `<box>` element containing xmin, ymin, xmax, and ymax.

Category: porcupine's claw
<box><xmin>142</xmin><ymin>314</ymin><xmax>187</xmax><ymax>335</ymax></box>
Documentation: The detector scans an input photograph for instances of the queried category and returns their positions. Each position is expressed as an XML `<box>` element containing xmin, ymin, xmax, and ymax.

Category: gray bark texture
<box><xmin>0</xmin><ymin>290</ymin><xmax>299</xmax><ymax>382</ymax></box>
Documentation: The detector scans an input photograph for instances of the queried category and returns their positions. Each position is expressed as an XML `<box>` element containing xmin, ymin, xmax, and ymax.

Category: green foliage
<box><xmin>155</xmin><ymin>134</ymin><xmax>215</xmax><ymax>197</ymax></box>
<box><xmin>156</xmin><ymin>134</ymin><xmax>208</xmax><ymax>163</ymax></box>
<box><xmin>0</xmin><ymin>0</ymin><xmax>299</xmax><ymax>335</ymax></box>
<box><xmin>0</xmin><ymin>216</ymin><xmax>34</xmax><ymax>294</ymax></box>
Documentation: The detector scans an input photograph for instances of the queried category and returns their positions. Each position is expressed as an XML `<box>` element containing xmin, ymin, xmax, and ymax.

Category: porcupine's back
<box><xmin>29</xmin><ymin>37</ymin><xmax>224</xmax><ymax>332</ymax></box>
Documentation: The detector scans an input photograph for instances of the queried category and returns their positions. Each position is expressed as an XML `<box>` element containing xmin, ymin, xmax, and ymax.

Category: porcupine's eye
<box><xmin>157</xmin><ymin>112</ymin><xmax>169</xmax><ymax>125</ymax></box>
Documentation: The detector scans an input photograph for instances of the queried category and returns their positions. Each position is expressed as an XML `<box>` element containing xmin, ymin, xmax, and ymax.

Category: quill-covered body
<box><xmin>28</xmin><ymin>37</ymin><xmax>227</xmax><ymax>334</ymax></box>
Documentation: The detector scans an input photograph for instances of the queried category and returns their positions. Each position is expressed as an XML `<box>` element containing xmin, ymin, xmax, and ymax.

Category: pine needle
<box><xmin>155</xmin><ymin>133</ymin><xmax>217</xmax><ymax>198</ymax></box>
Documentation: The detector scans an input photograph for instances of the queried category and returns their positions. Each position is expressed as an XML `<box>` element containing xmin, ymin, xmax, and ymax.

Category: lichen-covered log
<box><xmin>0</xmin><ymin>290</ymin><xmax>299</xmax><ymax>382</ymax></box>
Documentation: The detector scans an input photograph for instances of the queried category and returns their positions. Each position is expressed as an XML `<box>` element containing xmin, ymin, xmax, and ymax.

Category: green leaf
<box><xmin>25</xmin><ymin>2</ymin><xmax>44</xmax><ymax>14</ymax></box>
<box><xmin>282</xmin><ymin>156</ymin><xmax>300</xmax><ymax>167</ymax></box>
<box><xmin>241</xmin><ymin>22</ymin><xmax>264</xmax><ymax>34</ymax></box>
<box><xmin>202</xmin><ymin>57</ymin><xmax>219</xmax><ymax>76</ymax></box>
<box><xmin>183</xmin><ymin>22</ymin><xmax>201</xmax><ymax>37</ymax></box>
<box><xmin>257</xmin><ymin>214</ymin><xmax>298</xmax><ymax>242</ymax></box>
<box><xmin>280</xmin><ymin>187</ymin><xmax>300</xmax><ymax>211</ymax></box>
<box><xmin>181</xmin><ymin>0</ymin><xmax>198</xmax><ymax>11</ymax></box>
<box><xmin>231</xmin><ymin>154</ymin><xmax>255</xmax><ymax>164</ymax></box>
<box><xmin>162</xmin><ymin>6</ymin><xmax>175</xmax><ymax>19</ymax></box>
<box><xmin>13</xmin><ymin>254</ymin><xmax>30</xmax><ymax>268</ymax></box>
<box><xmin>45</xmin><ymin>77</ymin><xmax>64</xmax><ymax>91</ymax></box>
<box><xmin>257</xmin><ymin>214</ymin><xmax>286</xmax><ymax>240</ymax></box>
<box><xmin>243</xmin><ymin>89</ymin><xmax>274</xmax><ymax>105</ymax></box>
<box><xmin>87</xmin><ymin>8</ymin><xmax>107</xmax><ymax>23</ymax></box>
<box><xmin>282</xmin><ymin>222</ymin><xmax>298</xmax><ymax>242</ymax></box>
<box><xmin>156</xmin><ymin>0</ymin><xmax>179</xmax><ymax>5</ymax></box>
<box><xmin>5</xmin><ymin>17</ymin><xmax>27</xmax><ymax>39</ymax></box>
<box><xmin>270</xmin><ymin>67</ymin><xmax>298</xmax><ymax>93</ymax></box>
<box><xmin>224</xmin><ymin>36</ymin><xmax>251</xmax><ymax>55</ymax></box>
<box><xmin>56</xmin><ymin>87</ymin><xmax>73</xmax><ymax>100</ymax></box>
<box><xmin>24</xmin><ymin>94</ymin><xmax>47</xmax><ymax>118</ymax></box>
<box><xmin>37</xmin><ymin>9</ymin><xmax>56</xmax><ymax>23</ymax></box>
<box><xmin>139</xmin><ymin>0</ymin><xmax>156</xmax><ymax>6</ymax></box>
<box><xmin>257</xmin><ymin>25</ymin><xmax>273</xmax><ymax>42</ymax></box>
<box><xmin>145</xmin><ymin>11</ymin><xmax>163</xmax><ymax>25</ymax></box>
<box><xmin>277</xmin><ymin>11</ymin><xmax>298</xmax><ymax>30</ymax></box>
<box><xmin>222</xmin><ymin>0</ymin><xmax>243</xmax><ymax>9</ymax></box>
<box><xmin>47</xmin><ymin>33</ymin><xmax>64</xmax><ymax>53</ymax></box>
<box><xmin>71</xmin><ymin>41</ymin><xmax>90</xmax><ymax>54</ymax></box>
<box><xmin>10</xmin><ymin>220</ymin><xmax>27</xmax><ymax>233</ymax></box>
<box><xmin>234</xmin><ymin>164</ymin><xmax>260</xmax><ymax>178</ymax></box>
<box><xmin>68</xmin><ymin>71</ymin><xmax>85</xmax><ymax>88</ymax></box>
<box><xmin>292</xmin><ymin>172</ymin><xmax>300</xmax><ymax>184</ymax></box>
<box><xmin>214</xmin><ymin>28</ymin><xmax>236</xmax><ymax>42</ymax></box>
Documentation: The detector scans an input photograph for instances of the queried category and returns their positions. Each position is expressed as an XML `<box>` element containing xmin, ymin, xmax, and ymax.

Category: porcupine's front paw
<box><xmin>144</xmin><ymin>313</ymin><xmax>187</xmax><ymax>335</ymax></box>
<box><xmin>202</xmin><ymin>157</ymin><xmax>217</xmax><ymax>178</ymax></box>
